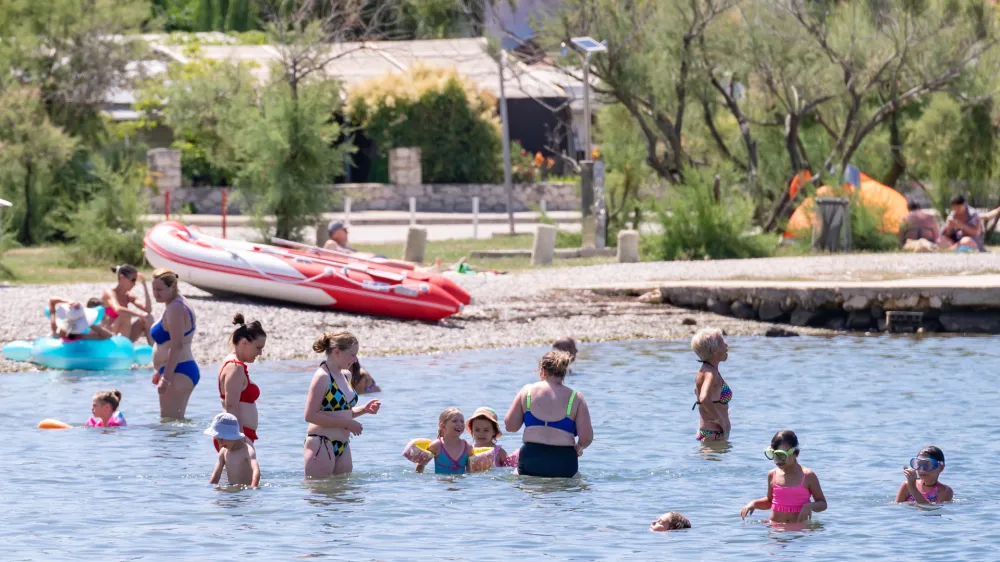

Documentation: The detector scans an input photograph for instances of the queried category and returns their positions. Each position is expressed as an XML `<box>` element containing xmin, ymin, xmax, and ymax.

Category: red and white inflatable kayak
<box><xmin>143</xmin><ymin>221</ymin><xmax>469</xmax><ymax>322</ymax></box>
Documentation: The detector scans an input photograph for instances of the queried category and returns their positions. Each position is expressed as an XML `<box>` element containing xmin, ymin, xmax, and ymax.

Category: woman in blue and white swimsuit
<box><xmin>150</xmin><ymin>268</ymin><xmax>199</xmax><ymax>419</ymax></box>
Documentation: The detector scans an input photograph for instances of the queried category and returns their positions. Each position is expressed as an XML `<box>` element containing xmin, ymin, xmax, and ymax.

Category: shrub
<box><xmin>347</xmin><ymin>64</ymin><xmax>502</xmax><ymax>183</ymax></box>
<box><xmin>652</xmin><ymin>170</ymin><xmax>776</xmax><ymax>261</ymax></box>
<box><xmin>67</xmin><ymin>158</ymin><xmax>147</xmax><ymax>266</ymax></box>
<box><xmin>850</xmin><ymin>196</ymin><xmax>898</xmax><ymax>252</ymax></box>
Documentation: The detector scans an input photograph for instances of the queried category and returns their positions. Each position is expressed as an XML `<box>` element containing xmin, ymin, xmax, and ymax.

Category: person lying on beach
<box><xmin>650</xmin><ymin>512</ymin><xmax>691</xmax><ymax>531</ymax></box>
<box><xmin>895</xmin><ymin>446</ymin><xmax>953</xmax><ymax>505</ymax></box>
<box><xmin>48</xmin><ymin>298</ymin><xmax>113</xmax><ymax>340</ymax></box>
<box><xmin>206</xmin><ymin>413</ymin><xmax>260</xmax><ymax>488</ymax></box>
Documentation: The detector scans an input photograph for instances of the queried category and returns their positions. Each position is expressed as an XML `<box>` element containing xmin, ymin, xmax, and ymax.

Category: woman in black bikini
<box><xmin>303</xmin><ymin>331</ymin><xmax>381</xmax><ymax>478</ymax></box>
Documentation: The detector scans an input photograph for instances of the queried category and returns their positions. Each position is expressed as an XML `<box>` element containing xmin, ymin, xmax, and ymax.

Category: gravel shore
<box><xmin>3</xmin><ymin>252</ymin><xmax>998</xmax><ymax>372</ymax></box>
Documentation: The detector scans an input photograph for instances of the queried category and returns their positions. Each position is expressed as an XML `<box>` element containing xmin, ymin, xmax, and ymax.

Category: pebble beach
<box><xmin>3</xmin><ymin>252</ymin><xmax>999</xmax><ymax>372</ymax></box>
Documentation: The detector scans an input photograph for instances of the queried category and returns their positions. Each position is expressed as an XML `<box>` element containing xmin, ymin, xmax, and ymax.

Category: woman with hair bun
<box><xmin>215</xmin><ymin>313</ymin><xmax>266</xmax><ymax>451</ymax></box>
<box><xmin>150</xmin><ymin>268</ymin><xmax>199</xmax><ymax>419</ymax></box>
<box><xmin>504</xmin><ymin>350</ymin><xmax>593</xmax><ymax>478</ymax></box>
<box><xmin>303</xmin><ymin>331</ymin><xmax>381</xmax><ymax>478</ymax></box>
<box><xmin>100</xmin><ymin>264</ymin><xmax>153</xmax><ymax>344</ymax></box>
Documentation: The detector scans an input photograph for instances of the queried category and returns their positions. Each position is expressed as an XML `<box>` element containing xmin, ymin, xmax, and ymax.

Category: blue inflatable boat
<box><xmin>2</xmin><ymin>336</ymin><xmax>153</xmax><ymax>371</ymax></box>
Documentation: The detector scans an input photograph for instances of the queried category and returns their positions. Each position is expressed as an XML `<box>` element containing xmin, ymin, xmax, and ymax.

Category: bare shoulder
<box><xmin>803</xmin><ymin>467</ymin><xmax>819</xmax><ymax>479</ymax></box>
<box><xmin>939</xmin><ymin>483</ymin><xmax>954</xmax><ymax>500</ymax></box>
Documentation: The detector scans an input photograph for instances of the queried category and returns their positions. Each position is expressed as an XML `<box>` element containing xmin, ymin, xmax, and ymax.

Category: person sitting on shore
<box><xmin>350</xmin><ymin>361</ymin><xmax>381</xmax><ymax>394</ymax></box>
<box><xmin>938</xmin><ymin>194</ymin><xmax>985</xmax><ymax>252</ymax></box>
<box><xmin>48</xmin><ymin>298</ymin><xmax>113</xmax><ymax>341</ymax></box>
<box><xmin>650</xmin><ymin>512</ymin><xmax>691</xmax><ymax>532</ymax></box>
<box><xmin>323</xmin><ymin>220</ymin><xmax>419</xmax><ymax>269</ymax></box>
<box><xmin>899</xmin><ymin>199</ymin><xmax>939</xmax><ymax>251</ymax></box>
<box><xmin>101</xmin><ymin>264</ymin><xmax>154</xmax><ymax>344</ymax></box>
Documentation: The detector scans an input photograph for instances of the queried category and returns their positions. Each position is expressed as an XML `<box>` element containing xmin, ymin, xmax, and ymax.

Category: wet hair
<box><xmin>437</xmin><ymin>407</ymin><xmax>463</xmax><ymax>438</ymax></box>
<box><xmin>658</xmin><ymin>512</ymin><xmax>691</xmax><ymax>530</ymax></box>
<box><xmin>919</xmin><ymin>445</ymin><xmax>945</xmax><ymax>464</ymax></box>
<box><xmin>93</xmin><ymin>389</ymin><xmax>122</xmax><ymax>411</ymax></box>
<box><xmin>312</xmin><ymin>331</ymin><xmax>358</xmax><ymax>354</ymax></box>
<box><xmin>112</xmin><ymin>264</ymin><xmax>138</xmax><ymax>280</ymax></box>
<box><xmin>231</xmin><ymin>313</ymin><xmax>266</xmax><ymax>346</ymax></box>
<box><xmin>691</xmin><ymin>328</ymin><xmax>725</xmax><ymax>362</ymax></box>
<box><xmin>552</xmin><ymin>337</ymin><xmax>578</xmax><ymax>356</ymax></box>
<box><xmin>771</xmin><ymin>429</ymin><xmax>799</xmax><ymax>451</ymax></box>
<box><xmin>539</xmin><ymin>350</ymin><xmax>572</xmax><ymax>379</ymax></box>
<box><xmin>86</xmin><ymin>298</ymin><xmax>103</xmax><ymax>308</ymax></box>
<box><xmin>951</xmin><ymin>194</ymin><xmax>966</xmax><ymax>206</ymax></box>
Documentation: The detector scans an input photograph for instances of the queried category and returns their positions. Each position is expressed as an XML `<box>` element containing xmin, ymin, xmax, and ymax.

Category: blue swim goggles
<box><xmin>910</xmin><ymin>457</ymin><xmax>942</xmax><ymax>471</ymax></box>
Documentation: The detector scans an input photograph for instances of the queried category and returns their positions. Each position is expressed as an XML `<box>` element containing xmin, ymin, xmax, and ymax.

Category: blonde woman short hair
<box><xmin>691</xmin><ymin>328</ymin><xmax>725</xmax><ymax>362</ymax></box>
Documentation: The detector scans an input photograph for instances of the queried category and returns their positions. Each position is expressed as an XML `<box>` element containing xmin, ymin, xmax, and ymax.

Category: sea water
<box><xmin>0</xmin><ymin>336</ymin><xmax>996</xmax><ymax>560</ymax></box>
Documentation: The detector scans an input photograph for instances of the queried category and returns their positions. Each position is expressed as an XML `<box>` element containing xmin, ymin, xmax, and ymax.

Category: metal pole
<box><xmin>583</xmin><ymin>53</ymin><xmax>592</xmax><ymax>160</ymax></box>
<box><xmin>472</xmin><ymin>196</ymin><xmax>480</xmax><ymax>239</ymax></box>
<box><xmin>500</xmin><ymin>50</ymin><xmax>515</xmax><ymax>235</ymax></box>
<box><xmin>221</xmin><ymin>189</ymin><xmax>228</xmax><ymax>239</ymax></box>
<box><xmin>409</xmin><ymin>197</ymin><xmax>416</xmax><ymax>225</ymax></box>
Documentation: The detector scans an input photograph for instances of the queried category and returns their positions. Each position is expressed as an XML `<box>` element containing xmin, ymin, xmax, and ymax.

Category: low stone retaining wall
<box><xmin>148</xmin><ymin>182</ymin><xmax>579</xmax><ymax>215</ymax></box>
<box><xmin>641</xmin><ymin>282</ymin><xmax>1000</xmax><ymax>334</ymax></box>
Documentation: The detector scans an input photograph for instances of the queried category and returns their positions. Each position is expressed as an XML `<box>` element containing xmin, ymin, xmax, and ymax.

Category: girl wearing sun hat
<box><xmin>467</xmin><ymin>407</ymin><xmax>515</xmax><ymax>468</ymax></box>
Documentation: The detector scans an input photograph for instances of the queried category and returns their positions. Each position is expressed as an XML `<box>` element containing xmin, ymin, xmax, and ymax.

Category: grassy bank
<box><xmin>0</xmin><ymin>247</ymin><xmax>153</xmax><ymax>285</ymax></box>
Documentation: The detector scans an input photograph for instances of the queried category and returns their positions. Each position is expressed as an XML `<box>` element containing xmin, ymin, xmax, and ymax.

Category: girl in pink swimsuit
<box><xmin>741</xmin><ymin>430</ymin><xmax>827</xmax><ymax>523</ymax></box>
<box><xmin>86</xmin><ymin>389</ymin><xmax>127</xmax><ymax>427</ymax></box>
<box><xmin>895</xmin><ymin>446</ymin><xmax>953</xmax><ymax>504</ymax></box>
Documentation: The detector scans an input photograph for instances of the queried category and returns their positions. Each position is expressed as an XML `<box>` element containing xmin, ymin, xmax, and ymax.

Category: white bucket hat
<box><xmin>204</xmin><ymin>413</ymin><xmax>245</xmax><ymax>441</ymax></box>
<box><xmin>55</xmin><ymin>302</ymin><xmax>102</xmax><ymax>335</ymax></box>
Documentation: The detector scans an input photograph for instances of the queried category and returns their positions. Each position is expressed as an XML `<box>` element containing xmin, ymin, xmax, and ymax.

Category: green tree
<box><xmin>348</xmin><ymin>64</ymin><xmax>502</xmax><ymax>183</ymax></box>
<box><xmin>0</xmin><ymin>88</ymin><xmax>77</xmax><ymax>245</ymax></box>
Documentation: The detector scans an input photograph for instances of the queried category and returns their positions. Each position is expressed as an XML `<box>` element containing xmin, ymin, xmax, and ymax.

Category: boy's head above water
<box><xmin>650</xmin><ymin>512</ymin><xmax>691</xmax><ymax>532</ymax></box>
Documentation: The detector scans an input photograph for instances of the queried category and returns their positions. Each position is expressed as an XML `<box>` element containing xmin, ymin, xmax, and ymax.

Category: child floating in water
<box><xmin>467</xmin><ymin>406</ymin><xmax>514</xmax><ymax>467</ymax></box>
<box><xmin>741</xmin><ymin>430</ymin><xmax>827</xmax><ymax>523</ymax></box>
<box><xmin>895</xmin><ymin>446</ymin><xmax>953</xmax><ymax>504</ymax></box>
<box><xmin>206</xmin><ymin>413</ymin><xmax>260</xmax><ymax>488</ymax></box>
<box><xmin>86</xmin><ymin>389</ymin><xmax>126</xmax><ymax>427</ymax></box>
<box><xmin>650</xmin><ymin>512</ymin><xmax>691</xmax><ymax>531</ymax></box>
<box><xmin>417</xmin><ymin>407</ymin><xmax>472</xmax><ymax>474</ymax></box>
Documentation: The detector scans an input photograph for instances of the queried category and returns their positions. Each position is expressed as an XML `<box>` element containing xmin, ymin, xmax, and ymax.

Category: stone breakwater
<box><xmin>148</xmin><ymin>182</ymin><xmax>580</xmax><ymax>215</ymax></box>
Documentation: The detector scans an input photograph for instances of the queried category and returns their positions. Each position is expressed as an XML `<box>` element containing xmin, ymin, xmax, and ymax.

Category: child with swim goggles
<box><xmin>416</xmin><ymin>407</ymin><xmax>473</xmax><ymax>474</ymax></box>
<box><xmin>86</xmin><ymin>389</ymin><xmax>126</xmax><ymax>427</ymax></box>
<box><xmin>895</xmin><ymin>446</ymin><xmax>953</xmax><ymax>504</ymax></box>
<box><xmin>467</xmin><ymin>406</ymin><xmax>516</xmax><ymax>468</ymax></box>
<box><xmin>741</xmin><ymin>430</ymin><xmax>828</xmax><ymax>523</ymax></box>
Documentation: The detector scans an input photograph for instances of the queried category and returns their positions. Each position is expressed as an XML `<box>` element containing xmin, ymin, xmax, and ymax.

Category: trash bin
<box><xmin>812</xmin><ymin>197</ymin><xmax>852</xmax><ymax>252</ymax></box>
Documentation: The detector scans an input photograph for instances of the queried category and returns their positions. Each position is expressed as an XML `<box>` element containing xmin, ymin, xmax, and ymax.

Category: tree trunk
<box><xmin>764</xmin><ymin>113</ymin><xmax>805</xmax><ymax>233</ymax></box>
<box><xmin>19</xmin><ymin>158</ymin><xmax>33</xmax><ymax>246</ymax></box>
<box><xmin>882</xmin><ymin>107</ymin><xmax>906</xmax><ymax>188</ymax></box>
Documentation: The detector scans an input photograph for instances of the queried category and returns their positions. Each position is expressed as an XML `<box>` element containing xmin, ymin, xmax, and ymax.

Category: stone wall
<box><xmin>148</xmin><ymin>182</ymin><xmax>580</xmax><ymax>215</ymax></box>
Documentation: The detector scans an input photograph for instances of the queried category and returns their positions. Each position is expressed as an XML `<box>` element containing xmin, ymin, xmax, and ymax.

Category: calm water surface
<box><xmin>1</xmin><ymin>336</ymin><xmax>996</xmax><ymax>560</ymax></box>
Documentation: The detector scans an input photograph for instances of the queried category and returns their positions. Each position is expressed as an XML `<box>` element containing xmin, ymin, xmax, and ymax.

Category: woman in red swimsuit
<box><xmin>216</xmin><ymin>313</ymin><xmax>266</xmax><ymax>451</ymax></box>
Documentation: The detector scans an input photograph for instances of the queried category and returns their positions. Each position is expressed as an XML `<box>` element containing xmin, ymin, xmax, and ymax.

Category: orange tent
<box><xmin>784</xmin><ymin>173</ymin><xmax>909</xmax><ymax>238</ymax></box>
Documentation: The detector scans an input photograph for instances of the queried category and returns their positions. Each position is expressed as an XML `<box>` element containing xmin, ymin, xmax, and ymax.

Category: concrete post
<box><xmin>531</xmin><ymin>224</ymin><xmax>556</xmax><ymax>266</ymax></box>
<box><xmin>617</xmin><ymin>229</ymin><xmax>639</xmax><ymax>263</ymax></box>
<box><xmin>344</xmin><ymin>196</ymin><xmax>352</xmax><ymax>227</ymax></box>
<box><xmin>581</xmin><ymin>216</ymin><xmax>596</xmax><ymax>249</ymax></box>
<box><xmin>409</xmin><ymin>197</ymin><xmax>417</xmax><ymax>225</ymax></box>
<box><xmin>403</xmin><ymin>226</ymin><xmax>427</xmax><ymax>263</ymax></box>
<box><xmin>472</xmin><ymin>197</ymin><xmax>479</xmax><ymax>239</ymax></box>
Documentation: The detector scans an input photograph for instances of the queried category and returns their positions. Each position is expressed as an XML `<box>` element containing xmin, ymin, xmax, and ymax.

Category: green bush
<box><xmin>67</xmin><ymin>158</ymin><xmax>147</xmax><ymax>266</ymax></box>
<box><xmin>652</xmin><ymin>171</ymin><xmax>777</xmax><ymax>261</ymax></box>
<box><xmin>347</xmin><ymin>65</ymin><xmax>502</xmax><ymax>183</ymax></box>
<box><xmin>850</xmin><ymin>197</ymin><xmax>898</xmax><ymax>252</ymax></box>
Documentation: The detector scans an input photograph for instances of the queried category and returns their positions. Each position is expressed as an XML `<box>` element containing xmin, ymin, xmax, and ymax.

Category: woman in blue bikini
<box><xmin>150</xmin><ymin>268</ymin><xmax>200</xmax><ymax>419</ymax></box>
